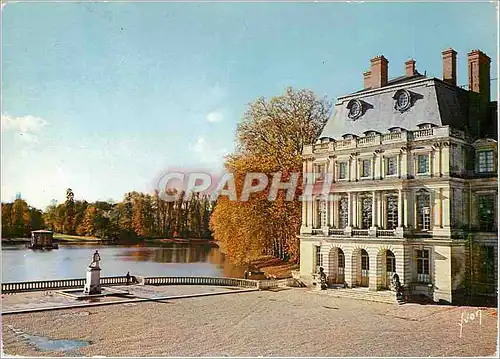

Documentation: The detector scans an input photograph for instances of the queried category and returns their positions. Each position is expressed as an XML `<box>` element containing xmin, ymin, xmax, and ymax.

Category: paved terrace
<box><xmin>1</xmin><ymin>284</ymin><xmax>249</xmax><ymax>312</ymax></box>
<box><xmin>2</xmin><ymin>288</ymin><xmax>498</xmax><ymax>357</ymax></box>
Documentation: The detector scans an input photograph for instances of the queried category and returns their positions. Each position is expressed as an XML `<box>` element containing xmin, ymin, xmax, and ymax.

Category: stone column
<box><xmin>401</xmin><ymin>148</ymin><xmax>408</xmax><ymax>179</ymax></box>
<box><xmin>346</xmin><ymin>192</ymin><xmax>353</xmax><ymax>236</ymax></box>
<box><xmin>396</xmin><ymin>153</ymin><xmax>401</xmax><ymax>178</ymax></box>
<box><xmin>429</xmin><ymin>151</ymin><xmax>434</xmax><ymax>177</ymax></box>
<box><xmin>328</xmin><ymin>194</ymin><xmax>335</xmax><ymax>227</ymax></box>
<box><xmin>371</xmin><ymin>158</ymin><xmax>375</xmax><ymax>180</ymax></box>
<box><xmin>398</xmin><ymin>189</ymin><xmax>403</xmax><ymax>227</ymax></box>
<box><xmin>441</xmin><ymin>143</ymin><xmax>450</xmax><ymax>176</ymax></box>
<box><xmin>333</xmin><ymin>196</ymin><xmax>339</xmax><ymax>228</ymax></box>
<box><xmin>396</xmin><ymin>189</ymin><xmax>404</xmax><ymax>237</ymax></box>
<box><xmin>369</xmin><ymin>191</ymin><xmax>377</xmax><ymax>236</ymax></box>
<box><xmin>377</xmin><ymin>192</ymin><xmax>383</xmax><ymax>227</ymax></box>
<box><xmin>438</xmin><ymin>188</ymin><xmax>443</xmax><ymax>228</ymax></box>
<box><xmin>307</xmin><ymin>198</ymin><xmax>314</xmax><ymax>227</ymax></box>
<box><xmin>353</xmin><ymin>193</ymin><xmax>358</xmax><ymax>228</ymax></box>
<box><xmin>347</xmin><ymin>192</ymin><xmax>352</xmax><ymax>226</ymax></box>
<box><xmin>372</xmin><ymin>191</ymin><xmax>377</xmax><ymax>227</ymax></box>
<box><xmin>380</xmin><ymin>154</ymin><xmax>384</xmax><ymax>179</ymax></box>
<box><xmin>403</xmin><ymin>190</ymin><xmax>410</xmax><ymax>228</ymax></box>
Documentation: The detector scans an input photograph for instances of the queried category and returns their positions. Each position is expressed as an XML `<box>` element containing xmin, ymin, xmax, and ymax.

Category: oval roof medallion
<box><xmin>347</xmin><ymin>99</ymin><xmax>363</xmax><ymax>120</ymax></box>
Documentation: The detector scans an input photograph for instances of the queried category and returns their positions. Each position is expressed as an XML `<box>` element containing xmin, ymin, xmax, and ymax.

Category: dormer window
<box><xmin>364</xmin><ymin>131</ymin><xmax>379</xmax><ymax>137</ymax></box>
<box><xmin>342</xmin><ymin>134</ymin><xmax>355</xmax><ymax>140</ymax></box>
<box><xmin>389</xmin><ymin>127</ymin><xmax>403</xmax><ymax>133</ymax></box>
<box><xmin>393</xmin><ymin>89</ymin><xmax>412</xmax><ymax>112</ymax></box>
<box><xmin>417</xmin><ymin>123</ymin><xmax>434</xmax><ymax>129</ymax></box>
<box><xmin>347</xmin><ymin>99</ymin><xmax>363</xmax><ymax>120</ymax></box>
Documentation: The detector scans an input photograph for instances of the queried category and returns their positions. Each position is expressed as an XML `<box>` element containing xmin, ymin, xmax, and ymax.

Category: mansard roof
<box><xmin>319</xmin><ymin>76</ymin><xmax>469</xmax><ymax>140</ymax></box>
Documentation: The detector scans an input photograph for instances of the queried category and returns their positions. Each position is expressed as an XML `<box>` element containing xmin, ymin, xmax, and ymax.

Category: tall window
<box><xmin>416</xmin><ymin>192</ymin><xmax>431</xmax><ymax>230</ymax></box>
<box><xmin>318</xmin><ymin>200</ymin><xmax>327</xmax><ymax>228</ymax></box>
<box><xmin>361</xmin><ymin>197</ymin><xmax>372</xmax><ymax>229</ymax></box>
<box><xmin>386</xmin><ymin>157</ymin><xmax>397</xmax><ymax>176</ymax></box>
<box><xmin>386</xmin><ymin>195</ymin><xmax>398</xmax><ymax>230</ymax></box>
<box><xmin>362</xmin><ymin>160</ymin><xmax>371</xmax><ymax>177</ymax></box>
<box><xmin>315</xmin><ymin>164</ymin><xmax>326</xmax><ymax>181</ymax></box>
<box><xmin>417</xmin><ymin>154</ymin><xmax>429</xmax><ymax>174</ymax></box>
<box><xmin>386</xmin><ymin>251</ymin><xmax>396</xmax><ymax>273</ymax></box>
<box><xmin>478</xmin><ymin>195</ymin><xmax>495</xmax><ymax>231</ymax></box>
<box><xmin>315</xmin><ymin>246</ymin><xmax>322</xmax><ymax>269</ymax></box>
<box><xmin>339</xmin><ymin>196</ymin><xmax>348</xmax><ymax>228</ymax></box>
<box><xmin>416</xmin><ymin>249</ymin><xmax>430</xmax><ymax>283</ymax></box>
<box><xmin>477</xmin><ymin>151</ymin><xmax>494</xmax><ymax>173</ymax></box>
<box><xmin>338</xmin><ymin>162</ymin><xmax>347</xmax><ymax>180</ymax></box>
<box><xmin>361</xmin><ymin>250</ymin><xmax>369</xmax><ymax>271</ymax></box>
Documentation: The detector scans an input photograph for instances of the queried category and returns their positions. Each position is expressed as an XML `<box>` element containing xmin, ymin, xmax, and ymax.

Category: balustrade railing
<box><xmin>328</xmin><ymin>229</ymin><xmax>345</xmax><ymax>236</ymax></box>
<box><xmin>1</xmin><ymin>276</ymin><xmax>134</xmax><ymax>294</ymax></box>
<box><xmin>376</xmin><ymin>229</ymin><xmax>395</xmax><ymax>237</ymax></box>
<box><xmin>411</xmin><ymin>128</ymin><xmax>434</xmax><ymax>139</ymax></box>
<box><xmin>309</xmin><ymin>126</ymin><xmax>464</xmax><ymax>155</ymax></box>
<box><xmin>311</xmin><ymin>228</ymin><xmax>323</xmax><ymax>235</ymax></box>
<box><xmin>351</xmin><ymin>229</ymin><xmax>369</xmax><ymax>237</ymax></box>
<box><xmin>141</xmin><ymin>276</ymin><xmax>258</xmax><ymax>288</ymax></box>
<box><xmin>1</xmin><ymin>275</ymin><xmax>260</xmax><ymax>294</ymax></box>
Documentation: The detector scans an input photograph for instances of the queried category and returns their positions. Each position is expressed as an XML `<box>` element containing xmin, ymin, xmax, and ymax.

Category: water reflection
<box><xmin>1</xmin><ymin>242</ymin><xmax>246</xmax><ymax>282</ymax></box>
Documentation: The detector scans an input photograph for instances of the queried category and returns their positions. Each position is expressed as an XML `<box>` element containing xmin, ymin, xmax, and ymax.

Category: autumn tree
<box><xmin>210</xmin><ymin>87</ymin><xmax>331</xmax><ymax>264</ymax></box>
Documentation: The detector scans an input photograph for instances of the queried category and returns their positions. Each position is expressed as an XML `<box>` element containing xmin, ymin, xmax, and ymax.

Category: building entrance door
<box><xmin>384</xmin><ymin>250</ymin><xmax>396</xmax><ymax>289</ymax></box>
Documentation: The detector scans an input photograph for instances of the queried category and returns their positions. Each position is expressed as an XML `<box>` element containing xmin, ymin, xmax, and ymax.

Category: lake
<box><xmin>1</xmin><ymin>243</ymin><xmax>246</xmax><ymax>282</ymax></box>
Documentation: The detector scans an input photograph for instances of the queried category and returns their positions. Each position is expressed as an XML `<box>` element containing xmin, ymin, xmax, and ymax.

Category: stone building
<box><xmin>298</xmin><ymin>48</ymin><xmax>497</xmax><ymax>303</ymax></box>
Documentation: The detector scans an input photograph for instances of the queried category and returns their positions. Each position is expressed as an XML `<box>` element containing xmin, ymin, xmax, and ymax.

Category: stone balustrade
<box><xmin>315</xmin><ymin>228</ymin><xmax>401</xmax><ymax>238</ymax></box>
<box><xmin>1</xmin><ymin>276</ymin><xmax>134</xmax><ymax>294</ymax></box>
<box><xmin>143</xmin><ymin>276</ymin><xmax>258</xmax><ymax>288</ymax></box>
<box><xmin>309</xmin><ymin>125</ymin><xmax>466</xmax><ymax>154</ymax></box>
<box><xmin>1</xmin><ymin>276</ymin><xmax>264</xmax><ymax>294</ymax></box>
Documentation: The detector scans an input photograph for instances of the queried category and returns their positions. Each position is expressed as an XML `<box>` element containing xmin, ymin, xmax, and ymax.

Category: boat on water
<box><xmin>26</xmin><ymin>230</ymin><xmax>59</xmax><ymax>250</ymax></box>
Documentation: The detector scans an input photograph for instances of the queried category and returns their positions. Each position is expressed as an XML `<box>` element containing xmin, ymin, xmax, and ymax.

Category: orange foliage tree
<box><xmin>210</xmin><ymin>87</ymin><xmax>331</xmax><ymax>265</ymax></box>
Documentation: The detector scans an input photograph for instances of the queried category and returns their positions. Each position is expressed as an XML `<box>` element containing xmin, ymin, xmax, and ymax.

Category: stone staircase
<box><xmin>309</xmin><ymin>287</ymin><xmax>402</xmax><ymax>305</ymax></box>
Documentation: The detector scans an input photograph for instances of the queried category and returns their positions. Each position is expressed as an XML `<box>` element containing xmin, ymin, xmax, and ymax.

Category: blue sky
<box><xmin>1</xmin><ymin>1</ymin><xmax>497</xmax><ymax>209</ymax></box>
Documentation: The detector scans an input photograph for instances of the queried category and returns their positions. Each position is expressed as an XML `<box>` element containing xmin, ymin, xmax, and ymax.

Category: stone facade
<box><xmin>299</xmin><ymin>48</ymin><xmax>497</xmax><ymax>304</ymax></box>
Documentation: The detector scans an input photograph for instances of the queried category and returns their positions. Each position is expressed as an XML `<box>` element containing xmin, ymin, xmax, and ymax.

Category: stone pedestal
<box><xmin>368</xmin><ymin>226</ymin><xmax>378</xmax><ymax>237</ymax></box>
<box><xmin>84</xmin><ymin>266</ymin><xmax>101</xmax><ymax>295</ymax></box>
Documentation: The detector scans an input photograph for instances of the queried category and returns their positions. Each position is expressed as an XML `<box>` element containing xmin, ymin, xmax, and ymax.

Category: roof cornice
<box><xmin>337</xmin><ymin>77</ymin><xmax>438</xmax><ymax>102</ymax></box>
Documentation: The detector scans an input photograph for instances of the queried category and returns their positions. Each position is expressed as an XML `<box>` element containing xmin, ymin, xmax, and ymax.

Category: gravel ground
<box><xmin>2</xmin><ymin>288</ymin><xmax>498</xmax><ymax>357</ymax></box>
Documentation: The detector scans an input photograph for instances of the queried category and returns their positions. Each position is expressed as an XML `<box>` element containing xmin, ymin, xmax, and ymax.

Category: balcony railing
<box><xmin>306</xmin><ymin>125</ymin><xmax>465</xmax><ymax>155</ymax></box>
<box><xmin>352</xmin><ymin>229</ymin><xmax>369</xmax><ymax>237</ymax></box>
<box><xmin>410</xmin><ymin>128</ymin><xmax>434</xmax><ymax>139</ymax></box>
<box><xmin>329</xmin><ymin>229</ymin><xmax>345</xmax><ymax>236</ymax></box>
<box><xmin>376</xmin><ymin>229</ymin><xmax>395</xmax><ymax>237</ymax></box>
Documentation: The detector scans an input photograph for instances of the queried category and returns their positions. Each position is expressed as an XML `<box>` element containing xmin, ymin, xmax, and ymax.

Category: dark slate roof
<box><xmin>319</xmin><ymin>76</ymin><xmax>469</xmax><ymax>140</ymax></box>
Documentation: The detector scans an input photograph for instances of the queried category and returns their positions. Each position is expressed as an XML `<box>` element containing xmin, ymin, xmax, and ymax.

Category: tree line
<box><xmin>2</xmin><ymin>189</ymin><xmax>214</xmax><ymax>240</ymax></box>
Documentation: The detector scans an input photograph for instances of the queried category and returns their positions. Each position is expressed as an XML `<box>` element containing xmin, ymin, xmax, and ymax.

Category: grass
<box><xmin>53</xmin><ymin>233</ymin><xmax>103</xmax><ymax>242</ymax></box>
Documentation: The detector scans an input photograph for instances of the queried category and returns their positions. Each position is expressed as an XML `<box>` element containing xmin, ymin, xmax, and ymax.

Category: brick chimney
<box><xmin>363</xmin><ymin>70</ymin><xmax>372</xmax><ymax>89</ymax></box>
<box><xmin>370</xmin><ymin>56</ymin><xmax>388</xmax><ymax>88</ymax></box>
<box><xmin>468</xmin><ymin>49</ymin><xmax>491</xmax><ymax>101</ymax></box>
<box><xmin>405</xmin><ymin>59</ymin><xmax>416</xmax><ymax>77</ymax></box>
<box><xmin>442</xmin><ymin>48</ymin><xmax>457</xmax><ymax>86</ymax></box>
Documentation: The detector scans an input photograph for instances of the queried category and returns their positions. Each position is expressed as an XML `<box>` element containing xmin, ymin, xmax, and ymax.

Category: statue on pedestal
<box><xmin>391</xmin><ymin>273</ymin><xmax>404</xmax><ymax>302</ymax></box>
<box><xmin>318</xmin><ymin>267</ymin><xmax>327</xmax><ymax>290</ymax></box>
<box><xmin>89</xmin><ymin>250</ymin><xmax>101</xmax><ymax>269</ymax></box>
<box><xmin>84</xmin><ymin>250</ymin><xmax>102</xmax><ymax>295</ymax></box>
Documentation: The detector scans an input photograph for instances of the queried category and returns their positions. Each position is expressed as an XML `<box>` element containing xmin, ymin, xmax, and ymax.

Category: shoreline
<box><xmin>2</xmin><ymin>236</ymin><xmax>217</xmax><ymax>246</ymax></box>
